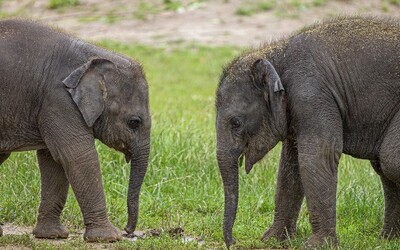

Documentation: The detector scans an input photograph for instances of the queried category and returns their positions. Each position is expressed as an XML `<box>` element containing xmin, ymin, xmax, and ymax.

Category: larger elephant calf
<box><xmin>0</xmin><ymin>20</ymin><xmax>151</xmax><ymax>241</ymax></box>
<box><xmin>216</xmin><ymin>16</ymin><xmax>400</xmax><ymax>248</ymax></box>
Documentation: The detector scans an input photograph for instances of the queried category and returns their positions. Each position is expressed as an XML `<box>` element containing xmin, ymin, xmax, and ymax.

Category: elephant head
<box><xmin>216</xmin><ymin>57</ymin><xmax>286</xmax><ymax>247</ymax></box>
<box><xmin>63</xmin><ymin>57</ymin><xmax>151</xmax><ymax>235</ymax></box>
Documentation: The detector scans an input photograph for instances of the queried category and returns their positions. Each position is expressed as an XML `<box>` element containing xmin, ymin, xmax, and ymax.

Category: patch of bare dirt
<box><xmin>0</xmin><ymin>245</ymin><xmax>31</xmax><ymax>250</ymax></box>
<box><xmin>1</xmin><ymin>0</ymin><xmax>400</xmax><ymax>47</ymax></box>
<box><xmin>1</xmin><ymin>223</ymin><xmax>32</xmax><ymax>236</ymax></box>
<box><xmin>1</xmin><ymin>223</ymin><xmax>84</xmax><ymax>244</ymax></box>
<box><xmin>1</xmin><ymin>224</ymin><xmax>203</xmax><ymax>248</ymax></box>
<box><xmin>2</xmin><ymin>223</ymin><xmax>85</xmax><ymax>238</ymax></box>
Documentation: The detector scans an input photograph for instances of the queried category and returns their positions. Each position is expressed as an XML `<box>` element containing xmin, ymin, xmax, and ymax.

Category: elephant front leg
<box><xmin>33</xmin><ymin>149</ymin><xmax>69</xmax><ymax>239</ymax></box>
<box><xmin>38</xmin><ymin>97</ymin><xmax>121</xmax><ymax>242</ymax></box>
<box><xmin>375</xmin><ymin>110</ymin><xmax>400</xmax><ymax>239</ymax></box>
<box><xmin>262</xmin><ymin>138</ymin><xmax>304</xmax><ymax>242</ymax></box>
<box><xmin>379</xmin><ymin>177</ymin><xmax>400</xmax><ymax>239</ymax></box>
<box><xmin>297</xmin><ymin>136</ymin><xmax>342</xmax><ymax>248</ymax></box>
<box><xmin>59</xmin><ymin>146</ymin><xmax>121</xmax><ymax>242</ymax></box>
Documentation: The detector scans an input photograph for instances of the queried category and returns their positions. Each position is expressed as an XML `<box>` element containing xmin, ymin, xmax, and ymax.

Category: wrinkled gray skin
<box><xmin>0</xmin><ymin>20</ymin><xmax>151</xmax><ymax>241</ymax></box>
<box><xmin>216</xmin><ymin>17</ymin><xmax>400</xmax><ymax>248</ymax></box>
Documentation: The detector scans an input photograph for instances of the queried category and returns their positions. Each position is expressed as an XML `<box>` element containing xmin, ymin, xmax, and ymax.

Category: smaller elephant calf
<box><xmin>0</xmin><ymin>19</ymin><xmax>151</xmax><ymax>241</ymax></box>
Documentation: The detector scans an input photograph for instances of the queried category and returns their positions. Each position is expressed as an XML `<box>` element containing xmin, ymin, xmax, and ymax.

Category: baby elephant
<box><xmin>0</xmin><ymin>19</ymin><xmax>151</xmax><ymax>241</ymax></box>
<box><xmin>216</xmin><ymin>16</ymin><xmax>400</xmax><ymax>248</ymax></box>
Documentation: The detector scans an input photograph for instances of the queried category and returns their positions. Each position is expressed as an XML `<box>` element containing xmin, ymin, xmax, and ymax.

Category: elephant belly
<box><xmin>0</xmin><ymin>139</ymin><xmax>46</xmax><ymax>153</ymax></box>
<box><xmin>342</xmin><ymin>127</ymin><xmax>382</xmax><ymax>160</ymax></box>
<box><xmin>0</xmin><ymin>128</ymin><xmax>45</xmax><ymax>153</ymax></box>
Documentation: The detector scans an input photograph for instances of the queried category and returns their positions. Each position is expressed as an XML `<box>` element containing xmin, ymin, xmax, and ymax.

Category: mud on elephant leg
<box><xmin>262</xmin><ymin>138</ymin><xmax>304</xmax><ymax>242</ymax></box>
<box><xmin>33</xmin><ymin>149</ymin><xmax>69</xmax><ymax>239</ymax></box>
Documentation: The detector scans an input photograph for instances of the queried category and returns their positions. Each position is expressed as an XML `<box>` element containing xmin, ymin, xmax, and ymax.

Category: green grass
<box><xmin>235</xmin><ymin>0</ymin><xmax>277</xmax><ymax>16</ymax></box>
<box><xmin>48</xmin><ymin>0</ymin><xmax>79</xmax><ymax>9</ymax></box>
<box><xmin>234</xmin><ymin>0</ymin><xmax>331</xmax><ymax>18</ymax></box>
<box><xmin>1</xmin><ymin>42</ymin><xmax>400</xmax><ymax>249</ymax></box>
<box><xmin>133</xmin><ymin>1</ymin><xmax>160</xmax><ymax>20</ymax></box>
<box><xmin>131</xmin><ymin>0</ymin><xmax>205</xmax><ymax>20</ymax></box>
<box><xmin>390</xmin><ymin>0</ymin><xmax>400</xmax><ymax>5</ymax></box>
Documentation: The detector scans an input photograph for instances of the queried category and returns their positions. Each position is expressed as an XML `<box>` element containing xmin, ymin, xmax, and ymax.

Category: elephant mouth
<box><xmin>240</xmin><ymin>143</ymin><xmax>255</xmax><ymax>174</ymax></box>
<box><xmin>245</xmin><ymin>154</ymin><xmax>255</xmax><ymax>174</ymax></box>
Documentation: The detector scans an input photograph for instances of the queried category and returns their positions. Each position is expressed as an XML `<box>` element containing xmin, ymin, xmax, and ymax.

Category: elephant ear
<box><xmin>252</xmin><ymin>58</ymin><xmax>286</xmax><ymax>138</ymax></box>
<box><xmin>63</xmin><ymin>58</ymin><xmax>113</xmax><ymax>127</ymax></box>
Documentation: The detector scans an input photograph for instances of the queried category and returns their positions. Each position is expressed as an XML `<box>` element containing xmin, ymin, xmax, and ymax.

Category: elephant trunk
<box><xmin>124</xmin><ymin>142</ymin><xmax>150</xmax><ymax>234</ymax></box>
<box><xmin>217</xmin><ymin>148</ymin><xmax>240</xmax><ymax>249</ymax></box>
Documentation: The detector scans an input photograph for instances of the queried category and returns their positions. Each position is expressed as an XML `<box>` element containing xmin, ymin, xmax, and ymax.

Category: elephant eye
<box><xmin>230</xmin><ymin>117</ymin><xmax>242</xmax><ymax>129</ymax></box>
<box><xmin>128</xmin><ymin>116</ymin><xmax>142</xmax><ymax>130</ymax></box>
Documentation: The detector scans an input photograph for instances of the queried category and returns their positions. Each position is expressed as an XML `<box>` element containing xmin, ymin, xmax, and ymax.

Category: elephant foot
<box><xmin>302</xmin><ymin>234</ymin><xmax>338</xmax><ymax>249</ymax></box>
<box><xmin>84</xmin><ymin>222</ymin><xmax>121</xmax><ymax>242</ymax></box>
<box><xmin>0</xmin><ymin>225</ymin><xmax>3</xmax><ymax>236</ymax></box>
<box><xmin>33</xmin><ymin>221</ymin><xmax>69</xmax><ymax>239</ymax></box>
<box><xmin>261</xmin><ymin>224</ymin><xmax>295</xmax><ymax>242</ymax></box>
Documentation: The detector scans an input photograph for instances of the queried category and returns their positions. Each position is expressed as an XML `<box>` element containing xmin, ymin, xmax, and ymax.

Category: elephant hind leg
<box><xmin>371</xmin><ymin>160</ymin><xmax>400</xmax><ymax>239</ymax></box>
<box><xmin>378</xmin><ymin>110</ymin><xmax>400</xmax><ymax>183</ymax></box>
<box><xmin>380</xmin><ymin>177</ymin><xmax>400</xmax><ymax>239</ymax></box>
<box><xmin>375</xmin><ymin>110</ymin><xmax>400</xmax><ymax>239</ymax></box>
<box><xmin>33</xmin><ymin>149</ymin><xmax>69</xmax><ymax>239</ymax></box>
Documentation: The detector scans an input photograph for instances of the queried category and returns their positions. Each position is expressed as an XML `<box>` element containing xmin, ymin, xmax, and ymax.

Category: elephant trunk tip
<box><xmin>124</xmin><ymin>224</ymin><xmax>135</xmax><ymax>234</ymax></box>
<box><xmin>224</xmin><ymin>236</ymin><xmax>236</xmax><ymax>249</ymax></box>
